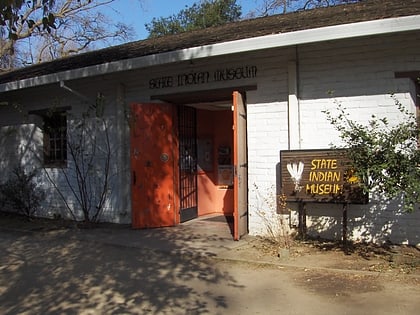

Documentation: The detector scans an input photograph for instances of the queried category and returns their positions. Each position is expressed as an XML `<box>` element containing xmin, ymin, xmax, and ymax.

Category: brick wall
<box><xmin>1</xmin><ymin>27</ymin><xmax>419</xmax><ymax>243</ymax></box>
<box><xmin>247</xmin><ymin>32</ymin><xmax>420</xmax><ymax>245</ymax></box>
<box><xmin>0</xmin><ymin>84</ymin><xmax>131</xmax><ymax>223</ymax></box>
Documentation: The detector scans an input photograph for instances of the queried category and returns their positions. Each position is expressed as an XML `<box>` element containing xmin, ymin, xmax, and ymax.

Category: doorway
<box><xmin>131</xmin><ymin>89</ymin><xmax>250</xmax><ymax>239</ymax></box>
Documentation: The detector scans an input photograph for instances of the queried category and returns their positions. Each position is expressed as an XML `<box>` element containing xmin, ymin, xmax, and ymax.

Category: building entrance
<box><xmin>130</xmin><ymin>89</ymin><xmax>249</xmax><ymax>239</ymax></box>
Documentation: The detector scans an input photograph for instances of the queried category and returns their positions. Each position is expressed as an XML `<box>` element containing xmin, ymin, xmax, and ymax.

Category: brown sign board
<box><xmin>280</xmin><ymin>149</ymin><xmax>368</xmax><ymax>204</ymax></box>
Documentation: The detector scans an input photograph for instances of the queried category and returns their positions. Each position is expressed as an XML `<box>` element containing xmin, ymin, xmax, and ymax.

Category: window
<box><xmin>43</xmin><ymin>111</ymin><xmax>67</xmax><ymax>167</ymax></box>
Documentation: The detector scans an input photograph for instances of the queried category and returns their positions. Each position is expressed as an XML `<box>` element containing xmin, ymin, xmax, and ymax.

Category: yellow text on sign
<box><xmin>307</xmin><ymin>159</ymin><xmax>342</xmax><ymax>195</ymax></box>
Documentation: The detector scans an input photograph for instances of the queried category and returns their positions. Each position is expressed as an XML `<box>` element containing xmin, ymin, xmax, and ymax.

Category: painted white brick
<box><xmin>247</xmin><ymin>32</ymin><xmax>420</xmax><ymax>244</ymax></box>
<box><xmin>1</xmin><ymin>28</ymin><xmax>419</xmax><ymax>244</ymax></box>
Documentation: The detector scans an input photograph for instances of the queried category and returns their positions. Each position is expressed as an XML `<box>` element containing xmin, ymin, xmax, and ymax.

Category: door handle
<box><xmin>133</xmin><ymin>171</ymin><xmax>136</xmax><ymax>185</ymax></box>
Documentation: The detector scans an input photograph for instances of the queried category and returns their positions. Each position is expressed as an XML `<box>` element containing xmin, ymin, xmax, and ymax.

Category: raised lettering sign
<box><xmin>149</xmin><ymin>66</ymin><xmax>257</xmax><ymax>89</ymax></box>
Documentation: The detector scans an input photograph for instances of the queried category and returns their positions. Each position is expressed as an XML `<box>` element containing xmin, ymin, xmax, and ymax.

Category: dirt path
<box><xmin>219</xmin><ymin>261</ymin><xmax>419</xmax><ymax>315</ymax></box>
<box><xmin>0</xmin><ymin>226</ymin><xmax>419</xmax><ymax>315</ymax></box>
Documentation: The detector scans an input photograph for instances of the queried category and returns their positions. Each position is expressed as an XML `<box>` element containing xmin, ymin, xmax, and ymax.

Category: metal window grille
<box><xmin>178</xmin><ymin>105</ymin><xmax>198</xmax><ymax>221</ymax></box>
<box><xmin>43</xmin><ymin>112</ymin><xmax>67</xmax><ymax>166</ymax></box>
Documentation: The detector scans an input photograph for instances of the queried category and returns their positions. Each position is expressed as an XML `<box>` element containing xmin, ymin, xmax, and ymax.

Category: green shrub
<box><xmin>323</xmin><ymin>95</ymin><xmax>420</xmax><ymax>212</ymax></box>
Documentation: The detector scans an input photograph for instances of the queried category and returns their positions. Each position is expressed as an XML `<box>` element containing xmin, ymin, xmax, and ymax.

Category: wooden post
<box><xmin>342</xmin><ymin>203</ymin><xmax>348</xmax><ymax>253</ymax></box>
<box><xmin>298</xmin><ymin>202</ymin><xmax>307</xmax><ymax>240</ymax></box>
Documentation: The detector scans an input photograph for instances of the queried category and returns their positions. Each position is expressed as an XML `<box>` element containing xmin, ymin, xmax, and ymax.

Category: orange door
<box><xmin>130</xmin><ymin>103</ymin><xmax>179</xmax><ymax>228</ymax></box>
<box><xmin>233</xmin><ymin>91</ymin><xmax>248</xmax><ymax>240</ymax></box>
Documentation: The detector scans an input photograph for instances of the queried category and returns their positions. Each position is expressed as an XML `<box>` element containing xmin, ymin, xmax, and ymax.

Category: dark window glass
<box><xmin>43</xmin><ymin>112</ymin><xmax>67</xmax><ymax>167</ymax></box>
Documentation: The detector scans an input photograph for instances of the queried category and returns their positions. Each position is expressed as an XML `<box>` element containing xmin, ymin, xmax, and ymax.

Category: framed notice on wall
<box><xmin>218</xmin><ymin>165</ymin><xmax>233</xmax><ymax>186</ymax></box>
<box><xmin>280</xmin><ymin>149</ymin><xmax>368</xmax><ymax>204</ymax></box>
<box><xmin>197</xmin><ymin>138</ymin><xmax>213</xmax><ymax>172</ymax></box>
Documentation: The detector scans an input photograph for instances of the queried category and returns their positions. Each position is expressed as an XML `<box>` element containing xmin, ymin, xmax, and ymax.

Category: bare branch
<box><xmin>1</xmin><ymin>0</ymin><xmax>137</xmax><ymax>70</ymax></box>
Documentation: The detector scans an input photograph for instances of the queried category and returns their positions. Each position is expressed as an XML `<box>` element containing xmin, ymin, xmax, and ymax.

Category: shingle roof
<box><xmin>0</xmin><ymin>0</ymin><xmax>419</xmax><ymax>85</ymax></box>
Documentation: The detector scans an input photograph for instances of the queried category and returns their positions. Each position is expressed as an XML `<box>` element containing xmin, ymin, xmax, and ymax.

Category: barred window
<box><xmin>43</xmin><ymin>112</ymin><xmax>67</xmax><ymax>167</ymax></box>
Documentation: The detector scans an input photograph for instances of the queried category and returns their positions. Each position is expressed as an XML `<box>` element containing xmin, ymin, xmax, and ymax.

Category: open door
<box><xmin>130</xmin><ymin>103</ymin><xmax>178</xmax><ymax>228</ymax></box>
<box><xmin>233</xmin><ymin>91</ymin><xmax>248</xmax><ymax>240</ymax></box>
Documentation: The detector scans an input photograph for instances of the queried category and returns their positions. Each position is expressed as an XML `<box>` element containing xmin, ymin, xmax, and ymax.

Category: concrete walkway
<box><xmin>69</xmin><ymin>214</ymin><xmax>245</xmax><ymax>256</ymax></box>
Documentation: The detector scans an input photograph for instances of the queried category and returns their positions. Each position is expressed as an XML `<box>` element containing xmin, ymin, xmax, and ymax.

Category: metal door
<box><xmin>233</xmin><ymin>91</ymin><xmax>248</xmax><ymax>240</ymax></box>
<box><xmin>130</xmin><ymin>103</ymin><xmax>178</xmax><ymax>228</ymax></box>
<box><xmin>178</xmin><ymin>105</ymin><xmax>198</xmax><ymax>223</ymax></box>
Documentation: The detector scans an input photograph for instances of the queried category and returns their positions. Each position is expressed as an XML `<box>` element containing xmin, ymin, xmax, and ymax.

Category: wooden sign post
<box><xmin>280</xmin><ymin>149</ymin><xmax>368</xmax><ymax>242</ymax></box>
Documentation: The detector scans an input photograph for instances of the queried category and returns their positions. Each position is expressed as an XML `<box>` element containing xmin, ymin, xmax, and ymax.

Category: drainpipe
<box><xmin>287</xmin><ymin>51</ymin><xmax>303</xmax><ymax>232</ymax></box>
<box><xmin>60</xmin><ymin>80</ymin><xmax>91</xmax><ymax>103</ymax></box>
<box><xmin>116</xmin><ymin>83</ymin><xmax>130</xmax><ymax>220</ymax></box>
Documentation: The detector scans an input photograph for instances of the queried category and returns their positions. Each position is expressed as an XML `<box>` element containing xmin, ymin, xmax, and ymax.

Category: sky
<box><xmin>107</xmin><ymin>0</ymin><xmax>265</xmax><ymax>40</ymax></box>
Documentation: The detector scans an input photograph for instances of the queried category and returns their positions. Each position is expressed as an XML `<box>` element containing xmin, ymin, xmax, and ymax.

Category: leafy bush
<box><xmin>0</xmin><ymin>166</ymin><xmax>45</xmax><ymax>218</ymax></box>
<box><xmin>323</xmin><ymin>95</ymin><xmax>420</xmax><ymax>212</ymax></box>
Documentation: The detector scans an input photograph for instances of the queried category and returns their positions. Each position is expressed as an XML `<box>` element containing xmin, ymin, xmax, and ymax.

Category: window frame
<box><xmin>29</xmin><ymin>107</ymin><xmax>70</xmax><ymax>168</ymax></box>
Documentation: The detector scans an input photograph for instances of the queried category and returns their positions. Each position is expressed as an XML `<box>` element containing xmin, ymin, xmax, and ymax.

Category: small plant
<box><xmin>253</xmin><ymin>183</ymin><xmax>293</xmax><ymax>249</ymax></box>
<box><xmin>0</xmin><ymin>166</ymin><xmax>45</xmax><ymax>218</ymax></box>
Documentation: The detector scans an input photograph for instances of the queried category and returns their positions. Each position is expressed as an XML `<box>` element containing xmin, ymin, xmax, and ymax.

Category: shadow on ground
<box><xmin>0</xmin><ymin>212</ymin><xmax>243</xmax><ymax>314</ymax></box>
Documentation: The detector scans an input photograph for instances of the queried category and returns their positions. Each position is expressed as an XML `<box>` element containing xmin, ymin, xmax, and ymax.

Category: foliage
<box><xmin>249</xmin><ymin>0</ymin><xmax>361</xmax><ymax>17</ymax></box>
<box><xmin>0</xmin><ymin>0</ymin><xmax>56</xmax><ymax>39</ymax></box>
<box><xmin>1</xmin><ymin>0</ymin><xmax>134</xmax><ymax>71</ymax></box>
<box><xmin>302</xmin><ymin>0</ymin><xmax>359</xmax><ymax>9</ymax></box>
<box><xmin>323</xmin><ymin>96</ymin><xmax>420</xmax><ymax>212</ymax></box>
<box><xmin>0</xmin><ymin>166</ymin><xmax>45</xmax><ymax>218</ymax></box>
<box><xmin>145</xmin><ymin>0</ymin><xmax>241</xmax><ymax>38</ymax></box>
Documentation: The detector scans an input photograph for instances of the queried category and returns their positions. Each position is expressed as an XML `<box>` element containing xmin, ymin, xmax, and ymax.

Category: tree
<box><xmin>246</xmin><ymin>0</ymin><xmax>295</xmax><ymax>16</ymax></box>
<box><xmin>324</xmin><ymin>96</ymin><xmax>420</xmax><ymax>212</ymax></box>
<box><xmin>0</xmin><ymin>0</ymin><xmax>56</xmax><ymax>38</ymax></box>
<box><xmin>145</xmin><ymin>0</ymin><xmax>241</xmax><ymax>38</ymax></box>
<box><xmin>6</xmin><ymin>91</ymin><xmax>115</xmax><ymax>223</ymax></box>
<box><xmin>42</xmin><ymin>96</ymin><xmax>114</xmax><ymax>223</ymax></box>
<box><xmin>248</xmin><ymin>0</ymin><xmax>361</xmax><ymax>17</ymax></box>
<box><xmin>0</xmin><ymin>0</ymin><xmax>135</xmax><ymax>71</ymax></box>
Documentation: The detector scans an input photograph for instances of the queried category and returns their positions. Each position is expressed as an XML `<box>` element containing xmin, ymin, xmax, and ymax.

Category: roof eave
<box><xmin>1</xmin><ymin>14</ymin><xmax>419</xmax><ymax>93</ymax></box>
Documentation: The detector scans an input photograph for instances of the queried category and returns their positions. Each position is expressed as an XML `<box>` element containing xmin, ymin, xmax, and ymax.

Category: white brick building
<box><xmin>0</xmin><ymin>0</ymin><xmax>419</xmax><ymax>244</ymax></box>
